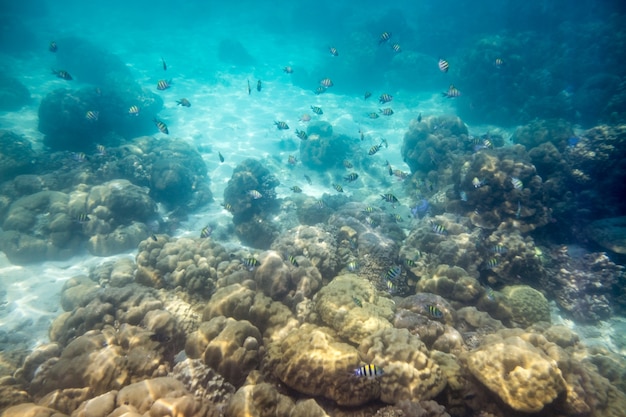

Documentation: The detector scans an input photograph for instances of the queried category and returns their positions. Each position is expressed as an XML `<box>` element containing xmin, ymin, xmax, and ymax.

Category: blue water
<box><xmin>1</xmin><ymin>0</ymin><xmax>626</xmax><ymax>415</ymax></box>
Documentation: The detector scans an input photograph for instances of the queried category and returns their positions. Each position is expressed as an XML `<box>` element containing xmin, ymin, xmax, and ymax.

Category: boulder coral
<box><xmin>135</xmin><ymin>235</ymin><xmax>229</xmax><ymax>297</ymax></box>
<box><xmin>0</xmin><ymin>130</ymin><xmax>36</xmax><ymax>181</ymax></box>
<box><xmin>401</xmin><ymin>115</ymin><xmax>468</xmax><ymax>175</ymax></box>
<box><xmin>271</xmin><ymin>224</ymin><xmax>339</xmax><ymax>281</ymax></box>
<box><xmin>185</xmin><ymin>316</ymin><xmax>263</xmax><ymax>387</ymax></box>
<box><xmin>314</xmin><ymin>274</ymin><xmax>395</xmax><ymax>345</ymax></box>
<box><xmin>358</xmin><ymin>328</ymin><xmax>447</xmax><ymax>404</ymax></box>
<box><xmin>0</xmin><ymin>190</ymin><xmax>82</xmax><ymax>263</ymax></box>
<box><xmin>403</xmin><ymin>213</ymin><xmax>481</xmax><ymax>278</ymax></box>
<box><xmin>464</xmin><ymin>336</ymin><xmax>566</xmax><ymax>413</ymax></box>
<box><xmin>268</xmin><ymin>323</ymin><xmax>379</xmax><ymax>406</ymax></box>
<box><xmin>225</xmin><ymin>380</ymin><xmax>330</xmax><ymax>417</ymax></box>
<box><xmin>223</xmin><ymin>158</ymin><xmax>281</xmax><ymax>248</ymax></box>
<box><xmin>451</xmin><ymin>145</ymin><xmax>550</xmax><ymax>232</ymax></box>
<box><xmin>201</xmin><ymin>283</ymin><xmax>298</xmax><ymax>342</ymax></box>
<box><xmin>299</xmin><ymin>121</ymin><xmax>352</xmax><ymax>169</ymax></box>
<box><xmin>500</xmin><ymin>285</ymin><xmax>551</xmax><ymax>327</ymax></box>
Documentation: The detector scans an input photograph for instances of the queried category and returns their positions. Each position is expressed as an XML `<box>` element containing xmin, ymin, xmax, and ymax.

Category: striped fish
<box><xmin>332</xmin><ymin>184</ymin><xmax>344</xmax><ymax>193</ymax></box>
<box><xmin>344</xmin><ymin>173</ymin><xmax>359</xmax><ymax>182</ymax></box>
<box><xmin>431</xmin><ymin>221</ymin><xmax>447</xmax><ymax>235</ymax></box>
<box><xmin>442</xmin><ymin>84</ymin><xmax>461</xmax><ymax>98</ymax></box>
<box><xmin>310</xmin><ymin>105</ymin><xmax>323</xmax><ymax>115</ymax></box>
<box><xmin>243</xmin><ymin>257</ymin><xmax>260</xmax><ymax>270</ymax></box>
<box><xmin>296</xmin><ymin>129</ymin><xmax>308</xmax><ymax>140</ymax></box>
<box><xmin>288</xmin><ymin>255</ymin><xmax>299</xmax><ymax>267</ymax></box>
<box><xmin>320</xmin><ymin>78</ymin><xmax>334</xmax><ymax>88</ymax></box>
<box><xmin>274</xmin><ymin>121</ymin><xmax>289</xmax><ymax>130</ymax></box>
<box><xmin>248</xmin><ymin>190</ymin><xmax>263</xmax><ymax>199</ymax></box>
<box><xmin>200</xmin><ymin>226</ymin><xmax>212</xmax><ymax>238</ymax></box>
<box><xmin>385</xmin><ymin>265</ymin><xmax>402</xmax><ymax>281</ymax></box>
<box><xmin>381</xmin><ymin>193</ymin><xmax>398</xmax><ymax>203</ymax></box>
<box><xmin>354</xmin><ymin>364</ymin><xmax>384</xmax><ymax>377</ymax></box>
<box><xmin>369</xmin><ymin>144</ymin><xmax>381</xmax><ymax>155</ymax></box>
<box><xmin>153</xmin><ymin>119</ymin><xmax>169</xmax><ymax>134</ymax></box>
<box><xmin>438</xmin><ymin>58</ymin><xmax>449</xmax><ymax>73</ymax></box>
<box><xmin>427</xmin><ymin>305</ymin><xmax>444</xmax><ymax>319</ymax></box>
<box><xmin>379</xmin><ymin>93</ymin><xmax>393</xmax><ymax>104</ymax></box>
<box><xmin>378</xmin><ymin>31</ymin><xmax>392</xmax><ymax>44</ymax></box>
<box><xmin>156</xmin><ymin>79</ymin><xmax>171</xmax><ymax>90</ymax></box>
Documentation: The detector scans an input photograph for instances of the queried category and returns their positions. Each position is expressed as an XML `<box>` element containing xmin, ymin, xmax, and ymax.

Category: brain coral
<box><xmin>501</xmin><ymin>285</ymin><xmax>551</xmax><ymax>327</ymax></box>
<box><xmin>464</xmin><ymin>336</ymin><xmax>566</xmax><ymax>412</ymax></box>
<box><xmin>358</xmin><ymin>328</ymin><xmax>447</xmax><ymax>404</ymax></box>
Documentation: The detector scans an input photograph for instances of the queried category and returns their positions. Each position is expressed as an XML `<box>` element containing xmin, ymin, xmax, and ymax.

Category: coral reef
<box><xmin>0</xmin><ymin>190</ymin><xmax>82</xmax><ymax>263</ymax></box>
<box><xmin>185</xmin><ymin>316</ymin><xmax>263</xmax><ymax>387</ymax></box>
<box><xmin>402</xmin><ymin>213</ymin><xmax>481</xmax><ymax>279</ymax></box>
<box><xmin>543</xmin><ymin>246</ymin><xmax>624</xmax><ymax>323</ymax></box>
<box><xmin>136</xmin><ymin>235</ymin><xmax>228</xmax><ymax>297</ymax></box>
<box><xmin>271</xmin><ymin>224</ymin><xmax>339</xmax><ymax>280</ymax></box>
<box><xmin>267</xmin><ymin>323</ymin><xmax>379</xmax><ymax>406</ymax></box>
<box><xmin>314</xmin><ymin>274</ymin><xmax>395</xmax><ymax>345</ymax></box>
<box><xmin>225</xmin><ymin>379</ymin><xmax>329</xmax><ymax>417</ymax></box>
<box><xmin>299</xmin><ymin>121</ymin><xmax>353</xmax><ymax>169</ymax></box>
<box><xmin>38</xmin><ymin>36</ymin><xmax>165</xmax><ymax>151</ymax></box>
<box><xmin>0</xmin><ymin>130</ymin><xmax>36</xmax><ymax>181</ymax></box>
<box><xmin>401</xmin><ymin>115</ymin><xmax>468</xmax><ymax>175</ymax></box>
<box><xmin>223</xmin><ymin>159</ymin><xmax>281</xmax><ymax>248</ymax></box>
<box><xmin>451</xmin><ymin>145</ymin><xmax>550</xmax><ymax>232</ymax></box>
<box><xmin>0</xmin><ymin>74</ymin><xmax>30</xmax><ymax>111</ymax></box>
<box><xmin>327</xmin><ymin>202</ymin><xmax>404</xmax><ymax>288</ymax></box>
<box><xmin>464</xmin><ymin>334</ymin><xmax>566</xmax><ymax>412</ymax></box>
<box><xmin>586</xmin><ymin>217</ymin><xmax>626</xmax><ymax>254</ymax></box>
<box><xmin>358</xmin><ymin>328</ymin><xmax>448</xmax><ymax>404</ymax></box>
<box><xmin>500</xmin><ymin>285</ymin><xmax>551</xmax><ymax>327</ymax></box>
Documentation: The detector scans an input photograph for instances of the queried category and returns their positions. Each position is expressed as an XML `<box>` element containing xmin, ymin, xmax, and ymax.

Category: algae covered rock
<box><xmin>464</xmin><ymin>336</ymin><xmax>566</xmax><ymax>413</ymax></box>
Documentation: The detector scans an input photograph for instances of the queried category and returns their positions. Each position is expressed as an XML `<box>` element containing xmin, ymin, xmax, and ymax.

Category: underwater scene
<box><xmin>1</xmin><ymin>0</ymin><xmax>626</xmax><ymax>416</ymax></box>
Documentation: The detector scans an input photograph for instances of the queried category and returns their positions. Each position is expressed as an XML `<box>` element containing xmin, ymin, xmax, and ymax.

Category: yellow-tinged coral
<box><xmin>225</xmin><ymin>381</ymin><xmax>330</xmax><ymax>417</ymax></box>
<box><xmin>358</xmin><ymin>328</ymin><xmax>447</xmax><ymax>404</ymax></box>
<box><xmin>268</xmin><ymin>323</ymin><xmax>379</xmax><ymax>406</ymax></box>
<box><xmin>202</xmin><ymin>283</ymin><xmax>299</xmax><ymax>342</ymax></box>
<box><xmin>464</xmin><ymin>336</ymin><xmax>566</xmax><ymax>413</ymax></box>
<box><xmin>0</xmin><ymin>403</ymin><xmax>68</xmax><ymax>417</ymax></box>
<box><xmin>416</xmin><ymin>265</ymin><xmax>482</xmax><ymax>303</ymax></box>
<box><xmin>501</xmin><ymin>285</ymin><xmax>551</xmax><ymax>327</ymax></box>
<box><xmin>313</xmin><ymin>274</ymin><xmax>395</xmax><ymax>345</ymax></box>
<box><xmin>185</xmin><ymin>316</ymin><xmax>263</xmax><ymax>387</ymax></box>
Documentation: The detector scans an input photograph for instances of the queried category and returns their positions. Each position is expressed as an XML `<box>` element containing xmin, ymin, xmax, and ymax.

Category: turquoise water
<box><xmin>1</xmin><ymin>1</ymin><xmax>625</xmax><ymax>416</ymax></box>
